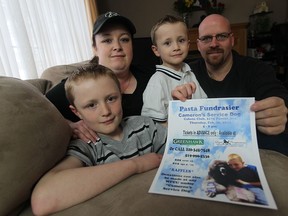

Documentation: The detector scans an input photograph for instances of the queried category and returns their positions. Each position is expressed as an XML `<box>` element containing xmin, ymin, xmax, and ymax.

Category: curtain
<box><xmin>0</xmin><ymin>0</ymin><xmax>94</xmax><ymax>79</ymax></box>
<box><xmin>84</xmin><ymin>0</ymin><xmax>98</xmax><ymax>36</ymax></box>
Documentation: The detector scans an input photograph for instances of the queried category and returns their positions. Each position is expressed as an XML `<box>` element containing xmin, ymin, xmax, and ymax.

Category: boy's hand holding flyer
<box><xmin>149</xmin><ymin>98</ymin><xmax>277</xmax><ymax>209</ymax></box>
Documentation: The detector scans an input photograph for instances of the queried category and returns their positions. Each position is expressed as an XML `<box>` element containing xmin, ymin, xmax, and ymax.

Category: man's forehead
<box><xmin>199</xmin><ymin>23</ymin><xmax>230</xmax><ymax>35</ymax></box>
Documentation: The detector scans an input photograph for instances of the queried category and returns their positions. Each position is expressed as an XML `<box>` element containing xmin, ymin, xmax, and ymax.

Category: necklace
<box><xmin>207</xmin><ymin>70</ymin><xmax>213</xmax><ymax>79</ymax></box>
<box><xmin>121</xmin><ymin>73</ymin><xmax>132</xmax><ymax>93</ymax></box>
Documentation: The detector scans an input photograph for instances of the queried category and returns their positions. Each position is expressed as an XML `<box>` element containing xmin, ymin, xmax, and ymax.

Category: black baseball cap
<box><xmin>92</xmin><ymin>11</ymin><xmax>136</xmax><ymax>36</ymax></box>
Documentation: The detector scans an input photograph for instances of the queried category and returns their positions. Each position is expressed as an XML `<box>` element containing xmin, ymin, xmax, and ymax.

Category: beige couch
<box><xmin>1</xmin><ymin>62</ymin><xmax>288</xmax><ymax>216</ymax></box>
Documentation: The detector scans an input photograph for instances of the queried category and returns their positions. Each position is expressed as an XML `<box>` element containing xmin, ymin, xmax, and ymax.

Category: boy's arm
<box><xmin>236</xmin><ymin>179</ymin><xmax>262</xmax><ymax>187</ymax></box>
<box><xmin>31</xmin><ymin>153</ymin><xmax>162</xmax><ymax>216</ymax></box>
<box><xmin>141</xmin><ymin>76</ymin><xmax>168</xmax><ymax>121</ymax></box>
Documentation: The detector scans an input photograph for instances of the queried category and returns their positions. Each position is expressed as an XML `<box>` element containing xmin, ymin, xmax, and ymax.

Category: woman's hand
<box><xmin>67</xmin><ymin>120</ymin><xmax>98</xmax><ymax>143</ymax></box>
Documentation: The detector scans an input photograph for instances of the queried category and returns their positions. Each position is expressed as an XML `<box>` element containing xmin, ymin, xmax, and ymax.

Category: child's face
<box><xmin>228</xmin><ymin>158</ymin><xmax>244</xmax><ymax>171</ymax></box>
<box><xmin>152</xmin><ymin>22</ymin><xmax>190</xmax><ymax>71</ymax></box>
<box><xmin>71</xmin><ymin>76</ymin><xmax>123</xmax><ymax>138</ymax></box>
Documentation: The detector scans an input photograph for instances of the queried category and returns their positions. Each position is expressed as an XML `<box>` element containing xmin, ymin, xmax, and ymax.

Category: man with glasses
<box><xmin>172</xmin><ymin>14</ymin><xmax>288</xmax><ymax>156</ymax></box>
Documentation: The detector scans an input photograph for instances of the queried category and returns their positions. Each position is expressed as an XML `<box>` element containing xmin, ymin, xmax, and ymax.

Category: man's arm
<box><xmin>31</xmin><ymin>153</ymin><xmax>162</xmax><ymax>216</ymax></box>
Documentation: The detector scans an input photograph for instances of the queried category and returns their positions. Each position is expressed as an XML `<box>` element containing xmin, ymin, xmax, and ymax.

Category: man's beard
<box><xmin>206</xmin><ymin>48</ymin><xmax>225</xmax><ymax>69</ymax></box>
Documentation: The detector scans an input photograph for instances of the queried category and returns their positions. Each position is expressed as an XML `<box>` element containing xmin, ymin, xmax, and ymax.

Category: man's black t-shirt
<box><xmin>189</xmin><ymin>51</ymin><xmax>288</xmax><ymax>155</ymax></box>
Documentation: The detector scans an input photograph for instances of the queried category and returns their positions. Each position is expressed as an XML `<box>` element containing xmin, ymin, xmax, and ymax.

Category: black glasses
<box><xmin>198</xmin><ymin>32</ymin><xmax>232</xmax><ymax>44</ymax></box>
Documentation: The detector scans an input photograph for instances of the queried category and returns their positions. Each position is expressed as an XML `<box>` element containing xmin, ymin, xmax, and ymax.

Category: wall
<box><xmin>97</xmin><ymin>0</ymin><xmax>287</xmax><ymax>37</ymax></box>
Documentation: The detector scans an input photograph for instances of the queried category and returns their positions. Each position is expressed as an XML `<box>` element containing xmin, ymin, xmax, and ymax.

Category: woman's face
<box><xmin>93</xmin><ymin>24</ymin><xmax>133</xmax><ymax>75</ymax></box>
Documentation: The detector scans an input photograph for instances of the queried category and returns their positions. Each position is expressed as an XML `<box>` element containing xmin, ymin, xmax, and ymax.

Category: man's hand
<box><xmin>171</xmin><ymin>82</ymin><xmax>196</xmax><ymax>102</ymax></box>
<box><xmin>251</xmin><ymin>97</ymin><xmax>288</xmax><ymax>135</ymax></box>
<box><xmin>67</xmin><ymin>120</ymin><xmax>98</xmax><ymax>143</ymax></box>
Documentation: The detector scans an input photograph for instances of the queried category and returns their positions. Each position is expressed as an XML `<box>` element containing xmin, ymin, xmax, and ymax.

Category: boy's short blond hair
<box><xmin>64</xmin><ymin>64</ymin><xmax>121</xmax><ymax>106</ymax></box>
<box><xmin>227</xmin><ymin>153</ymin><xmax>243</xmax><ymax>162</ymax></box>
<box><xmin>150</xmin><ymin>15</ymin><xmax>186</xmax><ymax>45</ymax></box>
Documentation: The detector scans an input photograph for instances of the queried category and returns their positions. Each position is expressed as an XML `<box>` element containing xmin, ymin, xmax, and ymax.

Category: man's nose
<box><xmin>209</xmin><ymin>37</ymin><xmax>219</xmax><ymax>47</ymax></box>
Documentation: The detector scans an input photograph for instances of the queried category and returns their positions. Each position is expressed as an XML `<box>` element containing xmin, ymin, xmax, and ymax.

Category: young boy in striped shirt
<box><xmin>31</xmin><ymin>64</ymin><xmax>167</xmax><ymax>215</ymax></box>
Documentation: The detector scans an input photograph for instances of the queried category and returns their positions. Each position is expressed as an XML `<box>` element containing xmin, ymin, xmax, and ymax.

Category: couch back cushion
<box><xmin>0</xmin><ymin>76</ymin><xmax>71</xmax><ymax>215</ymax></box>
<box><xmin>25</xmin><ymin>78</ymin><xmax>52</xmax><ymax>94</ymax></box>
<box><xmin>40</xmin><ymin>61</ymin><xmax>90</xmax><ymax>87</ymax></box>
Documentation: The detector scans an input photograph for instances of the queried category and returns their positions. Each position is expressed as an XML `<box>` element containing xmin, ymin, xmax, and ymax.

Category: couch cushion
<box><xmin>25</xmin><ymin>78</ymin><xmax>52</xmax><ymax>94</ymax></box>
<box><xmin>20</xmin><ymin>149</ymin><xmax>288</xmax><ymax>216</ymax></box>
<box><xmin>40</xmin><ymin>61</ymin><xmax>90</xmax><ymax>87</ymax></box>
<box><xmin>0</xmin><ymin>76</ymin><xmax>71</xmax><ymax>216</ymax></box>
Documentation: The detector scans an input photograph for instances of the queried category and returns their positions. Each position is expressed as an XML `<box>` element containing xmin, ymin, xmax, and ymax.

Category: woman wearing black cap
<box><xmin>46</xmin><ymin>11</ymin><xmax>154</xmax><ymax>143</ymax></box>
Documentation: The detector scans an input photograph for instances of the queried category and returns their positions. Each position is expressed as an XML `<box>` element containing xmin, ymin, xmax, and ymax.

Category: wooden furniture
<box><xmin>188</xmin><ymin>23</ymin><xmax>248</xmax><ymax>56</ymax></box>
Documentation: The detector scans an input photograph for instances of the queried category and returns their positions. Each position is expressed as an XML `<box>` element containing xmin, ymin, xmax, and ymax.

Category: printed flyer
<box><xmin>149</xmin><ymin>98</ymin><xmax>277</xmax><ymax>209</ymax></box>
